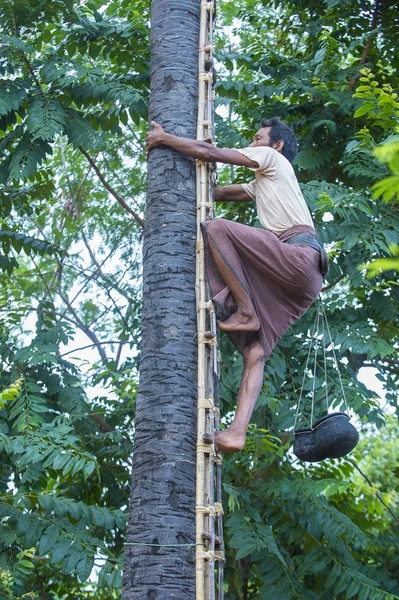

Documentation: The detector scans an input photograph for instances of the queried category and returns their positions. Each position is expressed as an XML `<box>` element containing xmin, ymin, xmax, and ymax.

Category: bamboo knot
<box><xmin>199</xmin><ymin>72</ymin><xmax>212</xmax><ymax>83</ymax></box>
<box><xmin>197</xmin><ymin>201</ymin><xmax>213</xmax><ymax>210</ymax></box>
<box><xmin>198</xmin><ymin>397</ymin><xmax>220</xmax><ymax>417</ymax></box>
<box><xmin>196</xmin><ymin>442</ymin><xmax>216</xmax><ymax>455</ymax></box>
<box><xmin>195</xmin><ymin>503</ymin><xmax>224</xmax><ymax>516</ymax></box>
<box><xmin>198</xmin><ymin>44</ymin><xmax>213</xmax><ymax>54</ymax></box>
<box><xmin>198</xmin><ymin>331</ymin><xmax>217</xmax><ymax>345</ymax></box>
<box><xmin>196</xmin><ymin>301</ymin><xmax>213</xmax><ymax>312</ymax></box>
<box><xmin>196</xmin><ymin>550</ymin><xmax>225</xmax><ymax>562</ymax></box>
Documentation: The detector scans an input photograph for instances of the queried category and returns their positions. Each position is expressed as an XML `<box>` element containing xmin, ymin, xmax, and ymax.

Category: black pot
<box><xmin>293</xmin><ymin>412</ymin><xmax>359</xmax><ymax>462</ymax></box>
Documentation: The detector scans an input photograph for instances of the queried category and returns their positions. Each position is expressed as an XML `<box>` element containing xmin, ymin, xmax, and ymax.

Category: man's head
<box><xmin>249</xmin><ymin>116</ymin><xmax>298</xmax><ymax>164</ymax></box>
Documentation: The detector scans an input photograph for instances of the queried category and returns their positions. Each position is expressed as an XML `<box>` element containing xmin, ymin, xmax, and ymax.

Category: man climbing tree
<box><xmin>147</xmin><ymin>116</ymin><xmax>328</xmax><ymax>453</ymax></box>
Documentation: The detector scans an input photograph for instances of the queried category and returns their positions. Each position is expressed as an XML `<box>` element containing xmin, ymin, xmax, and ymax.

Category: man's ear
<box><xmin>273</xmin><ymin>139</ymin><xmax>284</xmax><ymax>154</ymax></box>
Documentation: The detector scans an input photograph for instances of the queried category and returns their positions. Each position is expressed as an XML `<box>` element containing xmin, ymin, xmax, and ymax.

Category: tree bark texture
<box><xmin>123</xmin><ymin>1</ymin><xmax>200</xmax><ymax>599</ymax></box>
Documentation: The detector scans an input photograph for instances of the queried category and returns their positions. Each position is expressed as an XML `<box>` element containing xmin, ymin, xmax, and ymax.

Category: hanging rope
<box><xmin>294</xmin><ymin>297</ymin><xmax>351</xmax><ymax>431</ymax></box>
<box><xmin>195</xmin><ymin>2</ymin><xmax>225</xmax><ymax>599</ymax></box>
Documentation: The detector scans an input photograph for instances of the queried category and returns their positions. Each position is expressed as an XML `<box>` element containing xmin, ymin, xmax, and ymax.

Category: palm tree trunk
<box><xmin>122</xmin><ymin>1</ymin><xmax>200</xmax><ymax>598</ymax></box>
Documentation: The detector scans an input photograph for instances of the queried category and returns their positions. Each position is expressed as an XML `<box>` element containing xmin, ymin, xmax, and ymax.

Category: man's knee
<box><xmin>243</xmin><ymin>339</ymin><xmax>266</xmax><ymax>364</ymax></box>
<box><xmin>204</xmin><ymin>218</ymin><xmax>228</xmax><ymax>236</ymax></box>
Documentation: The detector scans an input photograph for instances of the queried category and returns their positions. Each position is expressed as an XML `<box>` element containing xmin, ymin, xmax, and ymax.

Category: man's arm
<box><xmin>146</xmin><ymin>121</ymin><xmax>259</xmax><ymax>169</ymax></box>
<box><xmin>215</xmin><ymin>185</ymin><xmax>253</xmax><ymax>203</ymax></box>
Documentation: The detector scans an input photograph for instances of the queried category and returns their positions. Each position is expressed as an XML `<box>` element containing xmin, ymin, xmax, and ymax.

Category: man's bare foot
<box><xmin>215</xmin><ymin>429</ymin><xmax>246</xmax><ymax>453</ymax></box>
<box><xmin>217</xmin><ymin>311</ymin><xmax>260</xmax><ymax>332</ymax></box>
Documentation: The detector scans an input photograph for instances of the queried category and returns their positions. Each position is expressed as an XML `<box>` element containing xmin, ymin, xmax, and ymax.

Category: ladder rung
<box><xmin>196</xmin><ymin>550</ymin><xmax>225</xmax><ymax>562</ymax></box>
<box><xmin>196</xmin><ymin>442</ymin><xmax>216</xmax><ymax>455</ymax></box>
<box><xmin>198</xmin><ymin>397</ymin><xmax>218</xmax><ymax>411</ymax></box>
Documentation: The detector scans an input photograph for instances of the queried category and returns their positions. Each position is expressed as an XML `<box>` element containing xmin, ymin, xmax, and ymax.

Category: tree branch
<box><xmin>60</xmin><ymin>340</ymin><xmax>129</xmax><ymax>358</ymax></box>
<box><xmin>56</xmin><ymin>293</ymin><xmax>109</xmax><ymax>362</ymax></box>
<box><xmin>21</xmin><ymin>231</ymin><xmax>134</xmax><ymax>366</ymax></box>
<box><xmin>348</xmin><ymin>0</ymin><xmax>380</xmax><ymax>92</ymax></box>
<box><xmin>79</xmin><ymin>146</ymin><xmax>145</xmax><ymax>228</ymax></box>
<box><xmin>346</xmin><ymin>458</ymin><xmax>399</xmax><ymax>525</ymax></box>
<box><xmin>34</xmin><ymin>563</ymin><xmax>46</xmax><ymax>600</ymax></box>
<box><xmin>20</xmin><ymin>52</ymin><xmax>42</xmax><ymax>90</ymax></box>
<box><xmin>321</xmin><ymin>274</ymin><xmax>345</xmax><ymax>292</ymax></box>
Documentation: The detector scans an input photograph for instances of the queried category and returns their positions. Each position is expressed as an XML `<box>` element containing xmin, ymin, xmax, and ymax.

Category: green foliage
<box><xmin>1</xmin><ymin>0</ymin><xmax>398</xmax><ymax>597</ymax></box>
<box><xmin>0</xmin><ymin>0</ymin><xmax>147</xmax><ymax>596</ymax></box>
<box><xmin>373</xmin><ymin>137</ymin><xmax>399</xmax><ymax>203</ymax></box>
<box><xmin>214</xmin><ymin>1</ymin><xmax>399</xmax><ymax>598</ymax></box>
<box><xmin>353</xmin><ymin>69</ymin><xmax>399</xmax><ymax>128</ymax></box>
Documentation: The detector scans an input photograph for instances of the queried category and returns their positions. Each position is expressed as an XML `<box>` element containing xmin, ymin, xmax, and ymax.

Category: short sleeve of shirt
<box><xmin>235</xmin><ymin>146</ymin><xmax>276</xmax><ymax>172</ymax></box>
<box><xmin>242</xmin><ymin>179</ymin><xmax>257</xmax><ymax>200</ymax></box>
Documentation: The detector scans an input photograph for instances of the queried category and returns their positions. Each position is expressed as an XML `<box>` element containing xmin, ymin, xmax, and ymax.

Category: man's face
<box><xmin>249</xmin><ymin>127</ymin><xmax>273</xmax><ymax>148</ymax></box>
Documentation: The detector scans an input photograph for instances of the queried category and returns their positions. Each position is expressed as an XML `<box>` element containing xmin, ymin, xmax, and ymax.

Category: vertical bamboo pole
<box><xmin>196</xmin><ymin>4</ymin><xmax>210</xmax><ymax>598</ymax></box>
<box><xmin>195</xmin><ymin>2</ymin><xmax>223</xmax><ymax>599</ymax></box>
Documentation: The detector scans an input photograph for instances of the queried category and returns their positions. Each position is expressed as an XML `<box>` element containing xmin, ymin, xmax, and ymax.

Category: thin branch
<box><xmin>114</xmin><ymin>338</ymin><xmax>125</xmax><ymax>372</ymax></box>
<box><xmin>348</xmin><ymin>0</ymin><xmax>380</xmax><ymax>92</ymax></box>
<box><xmin>90</xmin><ymin>413</ymin><xmax>115</xmax><ymax>434</ymax></box>
<box><xmin>127</xmin><ymin>123</ymin><xmax>146</xmax><ymax>152</ymax></box>
<box><xmin>114</xmin><ymin>300</ymin><xmax>136</xmax><ymax>371</ymax></box>
<box><xmin>74</xmin><ymin>160</ymin><xmax>96</xmax><ymax>205</ymax></box>
<box><xmin>34</xmin><ymin>564</ymin><xmax>46</xmax><ymax>600</ymax></box>
<box><xmin>57</xmin><ymin>292</ymin><xmax>108</xmax><ymax>362</ymax></box>
<box><xmin>60</xmin><ymin>255</ymin><xmax>132</xmax><ymax>334</ymax></box>
<box><xmin>81</xmin><ymin>230</ymin><xmax>105</xmax><ymax>277</ymax></box>
<box><xmin>31</xmin><ymin>216</ymin><xmax>66</xmax><ymax>293</ymax></box>
<box><xmin>60</xmin><ymin>341</ymin><xmax>130</xmax><ymax>358</ymax></box>
<box><xmin>361</xmin><ymin>361</ymin><xmax>399</xmax><ymax>375</ymax></box>
<box><xmin>59</xmin><ymin>137</ymin><xmax>76</xmax><ymax>200</ymax></box>
<box><xmin>79</xmin><ymin>146</ymin><xmax>145</xmax><ymax>228</ymax></box>
<box><xmin>321</xmin><ymin>274</ymin><xmax>345</xmax><ymax>292</ymax></box>
<box><xmin>382</xmin><ymin>358</ymin><xmax>399</xmax><ymax>367</ymax></box>
<box><xmin>27</xmin><ymin>257</ymin><xmax>107</xmax><ymax>363</ymax></box>
<box><xmin>101</xmin><ymin>157</ymin><xmax>145</xmax><ymax>215</ymax></box>
<box><xmin>89</xmin><ymin>412</ymin><xmax>131</xmax><ymax>445</ymax></box>
<box><xmin>346</xmin><ymin>458</ymin><xmax>399</xmax><ymax>525</ymax></box>
<box><xmin>53</xmin><ymin>311</ymin><xmax>109</xmax><ymax>358</ymax></box>
<box><xmin>30</xmin><ymin>255</ymin><xmax>56</xmax><ymax>306</ymax></box>
<box><xmin>57</xmin><ymin>247</ymin><xmax>115</xmax><ymax>318</ymax></box>
<box><xmin>80</xmin><ymin>230</ymin><xmax>133</xmax><ymax>308</ymax></box>
<box><xmin>12</xmin><ymin>290</ymin><xmax>124</xmax><ymax>441</ymax></box>
<box><xmin>20</xmin><ymin>52</ymin><xmax>42</xmax><ymax>90</ymax></box>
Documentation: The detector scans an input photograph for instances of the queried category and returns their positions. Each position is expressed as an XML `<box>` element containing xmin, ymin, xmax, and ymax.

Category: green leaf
<box><xmin>52</xmin><ymin>453</ymin><xmax>71</xmax><ymax>471</ymax></box>
<box><xmin>39</xmin><ymin>526</ymin><xmax>61</xmax><ymax>555</ymax></box>
<box><xmin>61</xmin><ymin>546</ymin><xmax>82</xmax><ymax>574</ymax></box>
<box><xmin>26</xmin><ymin>97</ymin><xmax>66</xmax><ymax>141</ymax></box>
<box><xmin>354</xmin><ymin>103</ymin><xmax>375</xmax><ymax>118</ymax></box>
<box><xmin>64</xmin><ymin>109</ymin><xmax>99</xmax><ymax>148</ymax></box>
<box><xmin>8</xmin><ymin>134</ymin><xmax>52</xmax><ymax>180</ymax></box>
<box><xmin>0</xmin><ymin>33</ymin><xmax>34</xmax><ymax>53</ymax></box>
<box><xmin>83</xmin><ymin>460</ymin><xmax>96</xmax><ymax>480</ymax></box>
<box><xmin>372</xmin><ymin>175</ymin><xmax>399</xmax><ymax>202</ymax></box>
<box><xmin>0</xmin><ymin>81</ymin><xmax>28</xmax><ymax>116</ymax></box>
<box><xmin>38</xmin><ymin>494</ymin><xmax>54</xmax><ymax>513</ymax></box>
<box><xmin>76</xmin><ymin>553</ymin><xmax>95</xmax><ymax>582</ymax></box>
<box><xmin>50</xmin><ymin>540</ymin><xmax>73</xmax><ymax>565</ymax></box>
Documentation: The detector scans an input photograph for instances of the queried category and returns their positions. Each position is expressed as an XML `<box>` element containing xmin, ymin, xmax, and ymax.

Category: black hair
<box><xmin>260</xmin><ymin>116</ymin><xmax>298</xmax><ymax>163</ymax></box>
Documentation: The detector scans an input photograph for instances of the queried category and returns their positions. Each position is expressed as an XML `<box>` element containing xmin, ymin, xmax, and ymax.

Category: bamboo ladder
<box><xmin>195</xmin><ymin>1</ymin><xmax>225</xmax><ymax>599</ymax></box>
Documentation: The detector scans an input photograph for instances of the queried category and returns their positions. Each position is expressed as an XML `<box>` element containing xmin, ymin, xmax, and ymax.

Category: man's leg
<box><xmin>207</xmin><ymin>234</ymin><xmax>259</xmax><ymax>333</ymax></box>
<box><xmin>215</xmin><ymin>335</ymin><xmax>266</xmax><ymax>452</ymax></box>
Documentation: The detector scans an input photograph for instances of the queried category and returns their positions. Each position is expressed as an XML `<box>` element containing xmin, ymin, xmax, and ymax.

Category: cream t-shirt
<box><xmin>235</xmin><ymin>146</ymin><xmax>314</xmax><ymax>235</ymax></box>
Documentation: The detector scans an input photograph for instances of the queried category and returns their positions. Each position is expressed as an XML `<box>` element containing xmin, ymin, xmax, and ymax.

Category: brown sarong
<box><xmin>201</xmin><ymin>219</ymin><xmax>323</xmax><ymax>357</ymax></box>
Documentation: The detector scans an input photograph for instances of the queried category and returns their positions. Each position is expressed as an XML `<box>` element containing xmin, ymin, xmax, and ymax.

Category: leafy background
<box><xmin>0</xmin><ymin>0</ymin><xmax>398</xmax><ymax>598</ymax></box>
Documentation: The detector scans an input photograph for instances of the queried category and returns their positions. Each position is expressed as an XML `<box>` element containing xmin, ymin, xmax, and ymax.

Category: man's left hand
<box><xmin>146</xmin><ymin>121</ymin><xmax>166</xmax><ymax>159</ymax></box>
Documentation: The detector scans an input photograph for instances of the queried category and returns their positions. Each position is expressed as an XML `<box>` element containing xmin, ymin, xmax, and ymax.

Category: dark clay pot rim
<box><xmin>294</xmin><ymin>412</ymin><xmax>350</xmax><ymax>435</ymax></box>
